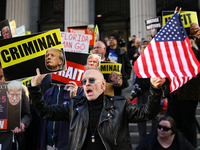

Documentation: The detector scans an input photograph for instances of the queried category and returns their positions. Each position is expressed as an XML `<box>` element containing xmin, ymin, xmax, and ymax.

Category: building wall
<box><xmin>6</xmin><ymin>0</ymin><xmax>39</xmax><ymax>33</ymax></box>
<box><xmin>130</xmin><ymin>0</ymin><xmax>156</xmax><ymax>39</ymax></box>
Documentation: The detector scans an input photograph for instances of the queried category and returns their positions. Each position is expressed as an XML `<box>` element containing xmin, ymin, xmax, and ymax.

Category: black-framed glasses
<box><xmin>81</xmin><ymin>78</ymin><xmax>96</xmax><ymax>85</ymax></box>
<box><xmin>157</xmin><ymin>124</ymin><xmax>171</xmax><ymax>131</ymax></box>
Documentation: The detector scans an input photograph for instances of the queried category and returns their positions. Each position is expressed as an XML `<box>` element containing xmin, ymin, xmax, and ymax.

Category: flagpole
<box><xmin>178</xmin><ymin>7</ymin><xmax>182</xmax><ymax>14</ymax></box>
<box><xmin>174</xmin><ymin>6</ymin><xmax>178</xmax><ymax>14</ymax></box>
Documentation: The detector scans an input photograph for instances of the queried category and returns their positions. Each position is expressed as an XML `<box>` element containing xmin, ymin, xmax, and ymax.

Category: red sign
<box><xmin>52</xmin><ymin>61</ymin><xmax>87</xmax><ymax>86</ymax></box>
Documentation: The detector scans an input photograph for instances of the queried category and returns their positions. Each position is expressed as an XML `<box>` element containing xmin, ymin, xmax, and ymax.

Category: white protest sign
<box><xmin>61</xmin><ymin>32</ymin><xmax>90</xmax><ymax>53</ymax></box>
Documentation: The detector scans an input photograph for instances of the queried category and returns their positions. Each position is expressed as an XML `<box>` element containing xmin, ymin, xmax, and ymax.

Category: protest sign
<box><xmin>0</xmin><ymin>20</ymin><xmax>12</xmax><ymax>40</ymax></box>
<box><xmin>145</xmin><ymin>17</ymin><xmax>161</xmax><ymax>30</ymax></box>
<box><xmin>0</xmin><ymin>81</ymin><xmax>21</xmax><ymax>131</ymax></box>
<box><xmin>16</xmin><ymin>25</ymin><xmax>25</xmax><ymax>37</ymax></box>
<box><xmin>9</xmin><ymin>20</ymin><xmax>17</xmax><ymax>37</ymax></box>
<box><xmin>100</xmin><ymin>62</ymin><xmax>122</xmax><ymax>85</ymax></box>
<box><xmin>52</xmin><ymin>52</ymin><xmax>90</xmax><ymax>86</ymax></box>
<box><xmin>61</xmin><ymin>32</ymin><xmax>89</xmax><ymax>53</ymax></box>
<box><xmin>94</xmin><ymin>25</ymin><xmax>100</xmax><ymax>44</ymax></box>
<box><xmin>162</xmin><ymin>11</ymin><xmax>198</xmax><ymax>35</ymax></box>
<box><xmin>0</xmin><ymin>29</ymin><xmax>66</xmax><ymax>81</ymax></box>
<box><xmin>68</xmin><ymin>25</ymin><xmax>95</xmax><ymax>47</ymax></box>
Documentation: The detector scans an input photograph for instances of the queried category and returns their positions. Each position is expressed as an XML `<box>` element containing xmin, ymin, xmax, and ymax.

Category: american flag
<box><xmin>134</xmin><ymin>13</ymin><xmax>200</xmax><ymax>92</ymax></box>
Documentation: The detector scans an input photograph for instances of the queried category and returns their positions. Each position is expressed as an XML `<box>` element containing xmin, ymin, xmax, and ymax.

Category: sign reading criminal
<box><xmin>0</xmin><ymin>29</ymin><xmax>66</xmax><ymax>81</ymax></box>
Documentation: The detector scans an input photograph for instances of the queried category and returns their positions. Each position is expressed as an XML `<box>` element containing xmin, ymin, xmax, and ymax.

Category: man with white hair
<box><xmin>2</xmin><ymin>26</ymin><xmax>12</xmax><ymax>39</ymax></box>
<box><xmin>29</xmin><ymin>67</ymin><xmax>165</xmax><ymax>150</ymax></box>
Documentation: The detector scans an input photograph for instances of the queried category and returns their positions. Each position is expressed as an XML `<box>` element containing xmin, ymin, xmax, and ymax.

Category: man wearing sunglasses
<box><xmin>29</xmin><ymin>67</ymin><xmax>165</xmax><ymax>150</ymax></box>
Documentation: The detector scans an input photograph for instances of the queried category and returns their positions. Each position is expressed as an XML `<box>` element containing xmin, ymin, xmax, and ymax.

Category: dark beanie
<box><xmin>110</xmin><ymin>33</ymin><xmax>119</xmax><ymax>43</ymax></box>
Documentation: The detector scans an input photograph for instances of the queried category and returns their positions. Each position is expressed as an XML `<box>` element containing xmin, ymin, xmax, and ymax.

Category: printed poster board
<box><xmin>0</xmin><ymin>29</ymin><xmax>66</xmax><ymax>81</ymax></box>
<box><xmin>0</xmin><ymin>81</ymin><xmax>21</xmax><ymax>132</ymax></box>
<box><xmin>145</xmin><ymin>17</ymin><xmax>161</xmax><ymax>30</ymax></box>
<box><xmin>61</xmin><ymin>32</ymin><xmax>89</xmax><ymax>53</ymax></box>
<box><xmin>100</xmin><ymin>62</ymin><xmax>122</xmax><ymax>85</ymax></box>
<box><xmin>0</xmin><ymin>20</ymin><xmax>12</xmax><ymax>40</ymax></box>
<box><xmin>52</xmin><ymin>52</ymin><xmax>90</xmax><ymax>86</ymax></box>
<box><xmin>162</xmin><ymin>11</ymin><xmax>198</xmax><ymax>35</ymax></box>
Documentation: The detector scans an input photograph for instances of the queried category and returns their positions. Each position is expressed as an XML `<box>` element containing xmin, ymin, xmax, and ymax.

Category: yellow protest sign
<box><xmin>100</xmin><ymin>63</ymin><xmax>122</xmax><ymax>74</ymax></box>
<box><xmin>162</xmin><ymin>11</ymin><xmax>198</xmax><ymax>28</ymax></box>
<box><xmin>0</xmin><ymin>29</ymin><xmax>62</xmax><ymax>69</ymax></box>
<box><xmin>22</xmin><ymin>77</ymin><xmax>32</xmax><ymax>86</ymax></box>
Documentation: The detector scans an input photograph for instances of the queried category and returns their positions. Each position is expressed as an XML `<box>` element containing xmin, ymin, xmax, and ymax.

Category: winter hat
<box><xmin>110</xmin><ymin>33</ymin><xmax>119</xmax><ymax>43</ymax></box>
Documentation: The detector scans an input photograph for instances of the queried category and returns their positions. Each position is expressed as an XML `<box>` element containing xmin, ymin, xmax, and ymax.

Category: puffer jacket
<box><xmin>28</xmin><ymin>84</ymin><xmax>162</xmax><ymax>150</ymax></box>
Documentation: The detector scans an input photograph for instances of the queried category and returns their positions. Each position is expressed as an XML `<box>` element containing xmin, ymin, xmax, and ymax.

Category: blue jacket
<box><xmin>39</xmin><ymin>85</ymin><xmax>84</xmax><ymax>150</ymax></box>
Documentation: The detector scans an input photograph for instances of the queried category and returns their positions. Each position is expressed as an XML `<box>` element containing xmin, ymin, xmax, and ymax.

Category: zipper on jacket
<box><xmin>98</xmin><ymin>111</ymin><xmax>113</xmax><ymax>150</ymax></box>
<box><xmin>51</xmin><ymin>86</ymin><xmax>60</xmax><ymax>148</ymax></box>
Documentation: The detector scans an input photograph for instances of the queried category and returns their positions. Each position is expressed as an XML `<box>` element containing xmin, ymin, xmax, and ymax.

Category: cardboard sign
<box><xmin>0</xmin><ymin>20</ymin><xmax>12</xmax><ymax>40</ymax></box>
<box><xmin>145</xmin><ymin>17</ymin><xmax>161</xmax><ymax>30</ymax></box>
<box><xmin>16</xmin><ymin>25</ymin><xmax>25</xmax><ymax>37</ymax></box>
<box><xmin>9</xmin><ymin>20</ymin><xmax>17</xmax><ymax>37</ymax></box>
<box><xmin>0</xmin><ymin>81</ymin><xmax>21</xmax><ymax>131</ymax></box>
<box><xmin>61</xmin><ymin>32</ymin><xmax>89</xmax><ymax>53</ymax></box>
<box><xmin>100</xmin><ymin>62</ymin><xmax>122</xmax><ymax>84</ymax></box>
<box><xmin>52</xmin><ymin>52</ymin><xmax>90</xmax><ymax>86</ymax></box>
<box><xmin>162</xmin><ymin>11</ymin><xmax>198</xmax><ymax>28</ymax></box>
<box><xmin>0</xmin><ymin>29</ymin><xmax>66</xmax><ymax>81</ymax></box>
<box><xmin>68</xmin><ymin>26</ymin><xmax>95</xmax><ymax>46</ymax></box>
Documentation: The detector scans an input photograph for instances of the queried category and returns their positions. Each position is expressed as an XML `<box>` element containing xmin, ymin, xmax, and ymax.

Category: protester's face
<box><xmin>105</xmin><ymin>37</ymin><xmax>108</xmax><ymax>42</ymax></box>
<box><xmin>46</xmin><ymin>49</ymin><xmax>62</xmax><ymax>71</ymax></box>
<box><xmin>157</xmin><ymin>120</ymin><xmax>173</xmax><ymax>138</ymax></box>
<box><xmin>139</xmin><ymin>45</ymin><xmax>147</xmax><ymax>54</ymax></box>
<box><xmin>87</xmin><ymin>27</ymin><xmax>94</xmax><ymax>35</ymax></box>
<box><xmin>87</xmin><ymin>57</ymin><xmax>99</xmax><ymax>68</ymax></box>
<box><xmin>132</xmin><ymin>36</ymin><xmax>136</xmax><ymax>41</ymax></box>
<box><xmin>109</xmin><ymin>72</ymin><xmax>118</xmax><ymax>82</ymax></box>
<box><xmin>190</xmin><ymin>23</ymin><xmax>198</xmax><ymax>35</ymax></box>
<box><xmin>93</xmin><ymin>42</ymin><xmax>105</xmax><ymax>59</ymax></box>
<box><xmin>2</xmin><ymin>28</ymin><xmax>11</xmax><ymax>39</ymax></box>
<box><xmin>190</xmin><ymin>39</ymin><xmax>194</xmax><ymax>48</ymax></box>
<box><xmin>135</xmin><ymin>40</ymin><xmax>141</xmax><ymax>48</ymax></box>
<box><xmin>82</xmin><ymin>69</ymin><xmax>105</xmax><ymax>101</ymax></box>
<box><xmin>109</xmin><ymin>36</ymin><xmax>117</xmax><ymax>46</ymax></box>
<box><xmin>7</xmin><ymin>90</ymin><xmax>21</xmax><ymax>106</ymax></box>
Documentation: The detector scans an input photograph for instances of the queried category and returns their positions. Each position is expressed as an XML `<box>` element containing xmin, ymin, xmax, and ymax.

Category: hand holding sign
<box><xmin>13</xmin><ymin>123</ymin><xmax>25</xmax><ymax>134</ymax></box>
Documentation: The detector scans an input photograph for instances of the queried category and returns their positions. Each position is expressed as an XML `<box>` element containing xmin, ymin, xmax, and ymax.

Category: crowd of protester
<box><xmin>3</xmin><ymin>21</ymin><xmax>200</xmax><ymax>150</ymax></box>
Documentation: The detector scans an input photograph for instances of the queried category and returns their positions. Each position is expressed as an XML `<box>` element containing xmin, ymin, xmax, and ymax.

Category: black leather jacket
<box><xmin>29</xmin><ymin>84</ymin><xmax>162</xmax><ymax>150</ymax></box>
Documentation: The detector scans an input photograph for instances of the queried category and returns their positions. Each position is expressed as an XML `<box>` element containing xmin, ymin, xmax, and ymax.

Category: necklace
<box><xmin>89</xmin><ymin>122</ymin><xmax>99</xmax><ymax>142</ymax></box>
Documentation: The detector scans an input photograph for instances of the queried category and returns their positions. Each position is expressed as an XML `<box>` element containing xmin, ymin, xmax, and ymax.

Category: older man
<box><xmin>29</xmin><ymin>67</ymin><xmax>165</xmax><ymax>150</ymax></box>
<box><xmin>106</xmin><ymin>33</ymin><xmax>132</xmax><ymax>95</ymax></box>
<box><xmin>92</xmin><ymin>41</ymin><xmax>122</xmax><ymax>96</ymax></box>
<box><xmin>2</xmin><ymin>26</ymin><xmax>12</xmax><ymax>39</ymax></box>
<box><xmin>45</xmin><ymin>48</ymin><xmax>64</xmax><ymax>71</ymax></box>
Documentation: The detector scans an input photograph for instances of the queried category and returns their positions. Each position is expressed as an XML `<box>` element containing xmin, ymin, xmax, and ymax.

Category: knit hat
<box><xmin>110</xmin><ymin>33</ymin><xmax>119</xmax><ymax>43</ymax></box>
<box><xmin>141</xmin><ymin>38</ymin><xmax>150</xmax><ymax>46</ymax></box>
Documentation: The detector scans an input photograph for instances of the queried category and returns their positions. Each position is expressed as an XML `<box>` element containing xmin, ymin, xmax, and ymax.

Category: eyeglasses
<box><xmin>157</xmin><ymin>124</ymin><xmax>171</xmax><ymax>131</ymax></box>
<box><xmin>81</xmin><ymin>78</ymin><xmax>96</xmax><ymax>85</ymax></box>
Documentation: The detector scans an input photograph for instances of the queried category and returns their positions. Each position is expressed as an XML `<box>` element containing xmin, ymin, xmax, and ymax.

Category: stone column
<box><xmin>64</xmin><ymin>0</ymin><xmax>95</xmax><ymax>31</ymax></box>
<box><xmin>6</xmin><ymin>0</ymin><xmax>39</xmax><ymax>33</ymax></box>
<box><xmin>130</xmin><ymin>0</ymin><xmax>156</xmax><ymax>39</ymax></box>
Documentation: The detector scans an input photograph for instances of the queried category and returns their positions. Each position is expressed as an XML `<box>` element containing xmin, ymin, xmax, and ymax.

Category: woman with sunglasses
<box><xmin>136</xmin><ymin>115</ymin><xmax>194</xmax><ymax>150</ymax></box>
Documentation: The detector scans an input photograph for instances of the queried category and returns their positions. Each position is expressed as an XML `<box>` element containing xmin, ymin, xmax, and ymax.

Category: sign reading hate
<box><xmin>61</xmin><ymin>32</ymin><xmax>89</xmax><ymax>53</ymax></box>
